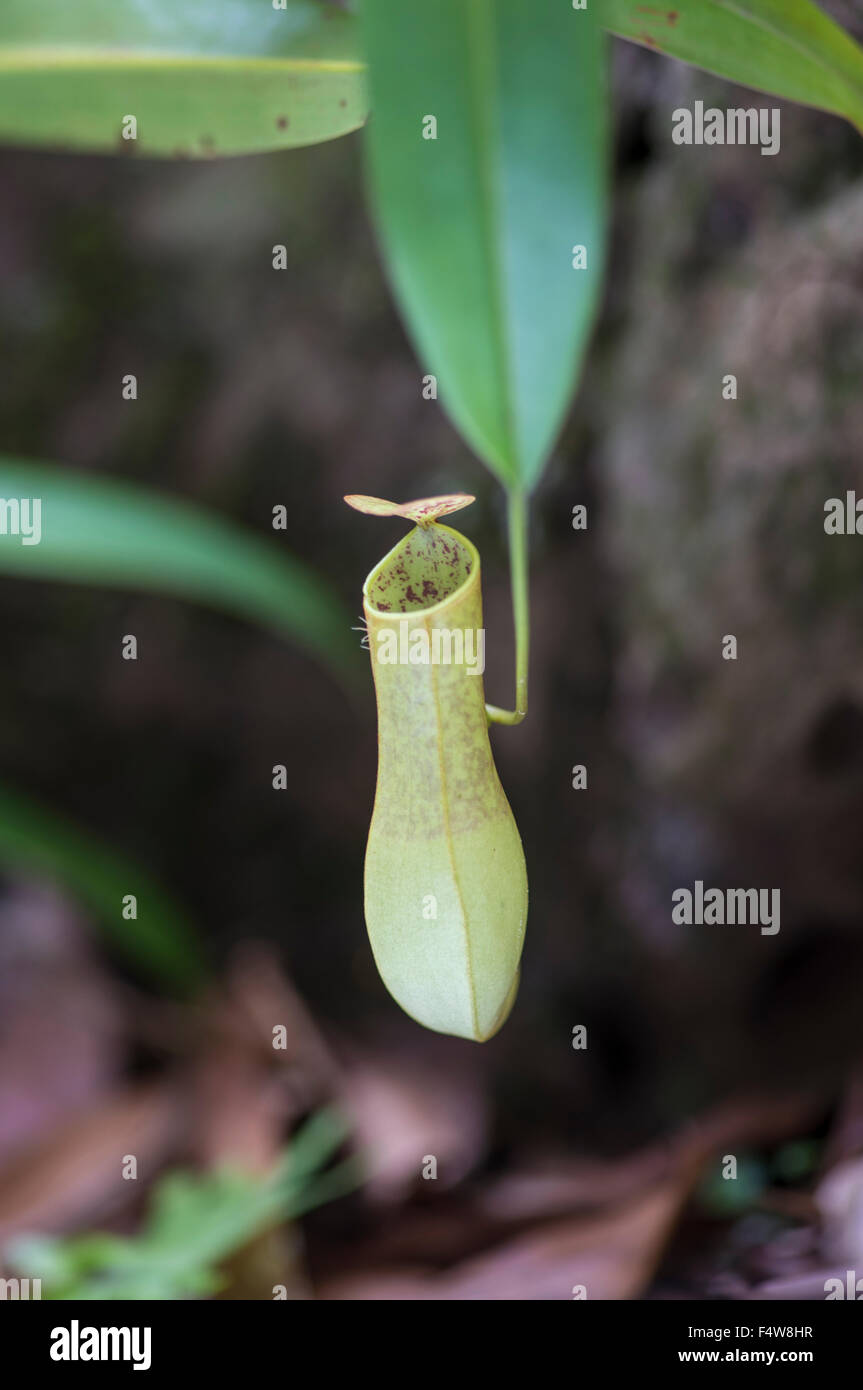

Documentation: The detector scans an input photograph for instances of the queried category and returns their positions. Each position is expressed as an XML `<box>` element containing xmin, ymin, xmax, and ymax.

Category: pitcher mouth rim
<box><xmin>362</xmin><ymin>522</ymin><xmax>481</xmax><ymax>622</ymax></box>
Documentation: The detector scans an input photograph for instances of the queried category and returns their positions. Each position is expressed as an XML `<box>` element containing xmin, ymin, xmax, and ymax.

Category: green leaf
<box><xmin>0</xmin><ymin>0</ymin><xmax>367</xmax><ymax>157</ymax></box>
<box><xmin>606</xmin><ymin>0</ymin><xmax>863</xmax><ymax>131</ymax></box>
<box><xmin>361</xmin><ymin>0</ymin><xmax>608</xmax><ymax>491</ymax></box>
<box><xmin>0</xmin><ymin>781</ymin><xmax>205</xmax><ymax>990</ymax></box>
<box><xmin>0</xmin><ymin>457</ymin><xmax>358</xmax><ymax>682</ymax></box>
<box><xmin>5</xmin><ymin>1109</ymin><xmax>357</xmax><ymax>1300</ymax></box>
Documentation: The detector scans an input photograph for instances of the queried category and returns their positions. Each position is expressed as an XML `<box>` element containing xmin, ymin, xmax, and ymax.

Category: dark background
<box><xmin>2</xmin><ymin>12</ymin><xmax>863</xmax><ymax>1298</ymax></box>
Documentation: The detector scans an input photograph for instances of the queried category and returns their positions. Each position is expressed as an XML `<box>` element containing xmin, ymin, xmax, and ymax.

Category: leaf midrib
<box><xmin>0</xmin><ymin>47</ymin><xmax>362</xmax><ymax>73</ymax></box>
<box><xmin>465</xmin><ymin>0</ymin><xmax>518</xmax><ymax>481</ymax></box>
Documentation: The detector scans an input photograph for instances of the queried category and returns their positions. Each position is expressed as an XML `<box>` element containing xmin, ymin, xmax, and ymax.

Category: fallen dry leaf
<box><xmin>338</xmin><ymin>1036</ymin><xmax>487</xmax><ymax>1204</ymax></box>
<box><xmin>0</xmin><ymin>1084</ymin><xmax>181</xmax><ymax>1246</ymax></box>
<box><xmin>319</xmin><ymin>1170</ymin><xmax>697</xmax><ymax>1300</ymax></box>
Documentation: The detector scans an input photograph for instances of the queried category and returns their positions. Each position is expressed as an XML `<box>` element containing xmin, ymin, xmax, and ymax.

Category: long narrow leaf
<box><xmin>0</xmin><ymin>0</ymin><xmax>367</xmax><ymax>156</ymax></box>
<box><xmin>6</xmin><ymin>1107</ymin><xmax>358</xmax><ymax>1299</ymax></box>
<box><xmin>606</xmin><ymin>0</ymin><xmax>863</xmax><ymax>131</ymax></box>
<box><xmin>362</xmin><ymin>0</ymin><xmax>608</xmax><ymax>491</ymax></box>
<box><xmin>0</xmin><ymin>458</ymin><xmax>358</xmax><ymax>681</ymax></box>
<box><xmin>0</xmin><ymin>782</ymin><xmax>206</xmax><ymax>989</ymax></box>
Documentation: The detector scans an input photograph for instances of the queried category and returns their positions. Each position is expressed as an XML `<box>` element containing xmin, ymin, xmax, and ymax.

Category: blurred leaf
<box><xmin>0</xmin><ymin>0</ymin><xmax>366</xmax><ymax>157</ymax></box>
<box><xmin>0</xmin><ymin>782</ymin><xmax>205</xmax><ymax>990</ymax></box>
<box><xmin>362</xmin><ymin>0</ymin><xmax>607</xmax><ymax>491</ymax></box>
<box><xmin>6</xmin><ymin>1108</ymin><xmax>357</xmax><ymax>1300</ymax></box>
<box><xmin>606</xmin><ymin>0</ymin><xmax>863</xmax><ymax>131</ymax></box>
<box><xmin>321</xmin><ymin>1163</ymin><xmax>700</xmax><ymax>1299</ymax></box>
<box><xmin>0</xmin><ymin>457</ymin><xmax>358</xmax><ymax>681</ymax></box>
